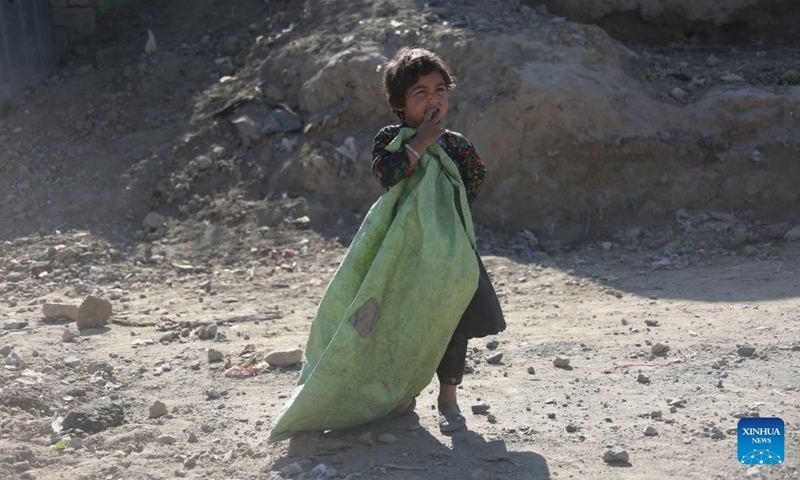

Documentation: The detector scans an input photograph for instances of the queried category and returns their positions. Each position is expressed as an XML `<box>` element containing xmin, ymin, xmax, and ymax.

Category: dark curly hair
<box><xmin>382</xmin><ymin>47</ymin><xmax>456</xmax><ymax>120</ymax></box>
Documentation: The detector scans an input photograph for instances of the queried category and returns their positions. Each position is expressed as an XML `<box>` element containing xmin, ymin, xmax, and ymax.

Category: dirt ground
<box><xmin>0</xmin><ymin>0</ymin><xmax>799</xmax><ymax>479</ymax></box>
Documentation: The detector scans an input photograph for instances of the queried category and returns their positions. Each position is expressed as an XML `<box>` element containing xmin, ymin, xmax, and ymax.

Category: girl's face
<box><xmin>401</xmin><ymin>71</ymin><xmax>449</xmax><ymax>128</ymax></box>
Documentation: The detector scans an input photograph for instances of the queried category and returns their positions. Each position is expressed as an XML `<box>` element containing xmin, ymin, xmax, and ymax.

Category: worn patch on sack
<box><xmin>350</xmin><ymin>298</ymin><xmax>380</xmax><ymax>338</ymax></box>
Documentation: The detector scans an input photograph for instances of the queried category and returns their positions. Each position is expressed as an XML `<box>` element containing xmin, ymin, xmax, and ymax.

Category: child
<box><xmin>372</xmin><ymin>47</ymin><xmax>506</xmax><ymax>433</ymax></box>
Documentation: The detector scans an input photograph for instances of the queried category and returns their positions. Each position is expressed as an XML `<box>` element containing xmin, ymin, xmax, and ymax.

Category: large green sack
<box><xmin>269</xmin><ymin>128</ymin><xmax>479</xmax><ymax>442</ymax></box>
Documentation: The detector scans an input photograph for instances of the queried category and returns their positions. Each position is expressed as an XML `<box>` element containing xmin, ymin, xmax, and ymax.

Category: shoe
<box><xmin>378</xmin><ymin>397</ymin><xmax>416</xmax><ymax>423</ymax></box>
<box><xmin>438</xmin><ymin>409</ymin><xmax>466</xmax><ymax>433</ymax></box>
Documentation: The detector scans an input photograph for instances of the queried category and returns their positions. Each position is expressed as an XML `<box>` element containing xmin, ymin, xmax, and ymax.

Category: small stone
<box><xmin>281</xmin><ymin>462</ymin><xmax>303</xmax><ymax>476</ymax></box>
<box><xmin>486</xmin><ymin>352</ymin><xmax>503</xmax><ymax>364</ymax></box>
<box><xmin>377</xmin><ymin>433</ymin><xmax>397</xmax><ymax>444</ymax></box>
<box><xmin>720</xmin><ymin>73</ymin><xmax>745</xmax><ymax>83</ymax></box>
<box><xmin>4</xmin><ymin>320</ymin><xmax>27</xmax><ymax>330</ymax></box>
<box><xmin>486</xmin><ymin>338</ymin><xmax>499</xmax><ymax>350</ymax></box>
<box><xmin>63</xmin><ymin>356</ymin><xmax>82</xmax><ymax>368</ymax></box>
<box><xmin>706</xmin><ymin>54</ymin><xmax>722</xmax><ymax>66</ymax></box>
<box><xmin>358</xmin><ymin>432</ymin><xmax>374</xmax><ymax>446</ymax></box>
<box><xmin>526</xmin><ymin>366</ymin><xmax>535</xmax><ymax>374</ymax></box>
<box><xmin>547</xmin><ymin>413</ymin><xmax>556</xmax><ymax>419</ymax></box>
<box><xmin>62</xmin><ymin>328</ymin><xmax>81</xmax><ymax>342</ymax></box>
<box><xmin>175</xmin><ymin>469</ymin><xmax>186</xmax><ymax>478</ymax></box>
<box><xmin>644</xmin><ymin>425</ymin><xmax>658</xmax><ymax>436</ymax></box>
<box><xmin>710</xmin><ymin>427</ymin><xmax>725</xmax><ymax>439</ymax></box>
<box><xmin>195</xmin><ymin>155</ymin><xmax>213</xmax><ymax>170</ymax></box>
<box><xmin>159</xmin><ymin>332</ymin><xmax>176</xmax><ymax>343</ymax></box>
<box><xmin>544</xmin><ymin>398</ymin><xmax>556</xmax><ymax>405</ymax></box>
<box><xmin>201</xmin><ymin>424</ymin><xmax>214</xmax><ymax>433</ymax></box>
<box><xmin>183</xmin><ymin>456</ymin><xmax>197</xmax><ymax>468</ymax></box>
<box><xmin>43</xmin><ymin>303</ymin><xmax>79</xmax><ymax>321</ymax></box>
<box><xmin>650</xmin><ymin>410</ymin><xmax>662</xmax><ymax>418</ymax></box>
<box><xmin>157</xmin><ymin>435</ymin><xmax>176</xmax><ymax>445</ymax></box>
<box><xmin>669</xmin><ymin>87</ymin><xmax>687</xmax><ymax>101</ymax></box>
<box><xmin>207</xmin><ymin>348</ymin><xmax>224</xmax><ymax>362</ymax></box>
<box><xmin>737</xmin><ymin>346</ymin><xmax>756</xmax><ymax>357</ymax></box>
<box><xmin>602</xmin><ymin>446</ymin><xmax>629</xmax><ymax>463</ymax></box>
<box><xmin>77</xmin><ymin>296</ymin><xmax>112</xmax><ymax>329</ymax></box>
<box><xmin>487</xmin><ymin>413</ymin><xmax>497</xmax><ymax>423</ymax></box>
<box><xmin>149</xmin><ymin>400</ymin><xmax>168</xmax><ymax>418</ymax></box>
<box><xmin>265</xmin><ymin>348</ymin><xmax>303</xmax><ymax>367</ymax></box>
<box><xmin>63</xmin><ymin>396</ymin><xmax>124</xmax><ymax>434</ymax></box>
<box><xmin>553</xmin><ymin>357</ymin><xmax>570</xmax><ymax>368</ymax></box>
<box><xmin>783</xmin><ymin>226</ymin><xmax>800</xmax><ymax>241</ymax></box>
<box><xmin>644</xmin><ymin>319</ymin><xmax>659</xmax><ymax>327</ymax></box>
<box><xmin>205</xmin><ymin>389</ymin><xmax>221</xmax><ymax>400</ymax></box>
<box><xmin>637</xmin><ymin>374</ymin><xmax>650</xmax><ymax>384</ymax></box>
<box><xmin>187</xmin><ymin>432</ymin><xmax>198</xmax><ymax>443</ymax></box>
<box><xmin>565</xmin><ymin>423</ymin><xmax>579</xmax><ymax>433</ymax></box>
<box><xmin>471</xmin><ymin>401</ymin><xmax>490</xmax><ymax>414</ymax></box>
<box><xmin>143</xmin><ymin>212</ymin><xmax>166</xmax><ymax>231</ymax></box>
<box><xmin>651</xmin><ymin>342</ymin><xmax>669</xmax><ymax>355</ymax></box>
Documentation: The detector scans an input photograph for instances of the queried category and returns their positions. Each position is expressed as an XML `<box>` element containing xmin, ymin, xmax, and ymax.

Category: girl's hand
<box><xmin>415</xmin><ymin>106</ymin><xmax>445</xmax><ymax>149</ymax></box>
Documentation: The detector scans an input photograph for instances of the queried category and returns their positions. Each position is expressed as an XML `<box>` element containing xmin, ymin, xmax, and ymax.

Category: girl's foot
<box><xmin>437</xmin><ymin>402</ymin><xmax>466</xmax><ymax>433</ymax></box>
<box><xmin>378</xmin><ymin>397</ymin><xmax>417</xmax><ymax>422</ymax></box>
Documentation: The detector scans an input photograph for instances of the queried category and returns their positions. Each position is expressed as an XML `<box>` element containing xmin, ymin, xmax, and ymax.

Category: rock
<box><xmin>710</xmin><ymin>426</ymin><xmax>725</xmax><ymax>439</ymax></box>
<box><xmin>565</xmin><ymin>423</ymin><xmax>579</xmax><ymax>433</ymax></box>
<box><xmin>281</xmin><ymin>462</ymin><xmax>303</xmax><ymax>477</ymax></box>
<box><xmin>62</xmin><ymin>396</ymin><xmax>124</xmax><ymax>434</ymax></box>
<box><xmin>195</xmin><ymin>155</ymin><xmax>213</xmax><ymax>170</ymax></box>
<box><xmin>159</xmin><ymin>332</ymin><xmax>177</xmax><ymax>343</ymax></box>
<box><xmin>205</xmin><ymin>389</ymin><xmax>222</xmax><ymax>400</ymax></box>
<box><xmin>737</xmin><ymin>346</ymin><xmax>756</xmax><ymax>357</ymax></box>
<box><xmin>4</xmin><ymin>352</ymin><xmax>25</xmax><ymax>368</ymax></box>
<box><xmin>720</xmin><ymin>73</ymin><xmax>745</xmax><ymax>83</ymax></box>
<box><xmin>553</xmin><ymin>356</ymin><xmax>570</xmax><ymax>368</ymax></box>
<box><xmin>486</xmin><ymin>338</ymin><xmax>499</xmax><ymax>350</ymax></box>
<box><xmin>149</xmin><ymin>400</ymin><xmax>168</xmax><ymax>418</ymax></box>
<box><xmin>265</xmin><ymin>348</ymin><xmax>303</xmax><ymax>367</ymax></box>
<box><xmin>143</xmin><ymin>212</ymin><xmax>166</xmax><ymax>231</ymax></box>
<box><xmin>487</xmin><ymin>413</ymin><xmax>497</xmax><ymax>423</ymax></box>
<box><xmin>259</xmin><ymin>107</ymin><xmax>303</xmax><ymax>135</ymax></box>
<box><xmin>781</xmin><ymin>70</ymin><xmax>800</xmax><ymax>85</ymax></box>
<box><xmin>644</xmin><ymin>425</ymin><xmax>658</xmax><ymax>436</ymax></box>
<box><xmin>175</xmin><ymin>469</ymin><xmax>186</xmax><ymax>478</ymax></box>
<box><xmin>644</xmin><ymin>319</ymin><xmax>659</xmax><ymax>327</ymax></box>
<box><xmin>43</xmin><ymin>303</ymin><xmax>79</xmax><ymax>321</ymax></box>
<box><xmin>188</xmin><ymin>432</ymin><xmax>198</xmax><ymax>443</ymax></box>
<box><xmin>637</xmin><ymin>374</ymin><xmax>650</xmax><ymax>384</ymax></box>
<box><xmin>651</xmin><ymin>342</ymin><xmax>669</xmax><ymax>355</ymax></box>
<box><xmin>602</xmin><ymin>446</ymin><xmax>629</xmax><ymax>463</ymax></box>
<box><xmin>63</xmin><ymin>356</ymin><xmax>82</xmax><ymax>368</ymax></box>
<box><xmin>377</xmin><ymin>433</ymin><xmax>397</xmax><ymax>444</ymax></box>
<box><xmin>358</xmin><ymin>432</ymin><xmax>374</xmax><ymax>446</ymax></box>
<box><xmin>207</xmin><ymin>348</ymin><xmax>224</xmax><ymax>362</ymax></box>
<box><xmin>669</xmin><ymin>87</ymin><xmax>687</xmax><ymax>101</ymax></box>
<box><xmin>157</xmin><ymin>435</ymin><xmax>176</xmax><ymax>445</ymax></box>
<box><xmin>62</xmin><ymin>328</ymin><xmax>81</xmax><ymax>342</ymax></box>
<box><xmin>784</xmin><ymin>226</ymin><xmax>800</xmax><ymax>242</ymax></box>
<box><xmin>471</xmin><ymin>401</ymin><xmax>491</xmax><ymax>414</ymax></box>
<box><xmin>527</xmin><ymin>366</ymin><xmax>535</xmax><ymax>374</ymax></box>
<box><xmin>77</xmin><ymin>296</ymin><xmax>112</xmax><ymax>329</ymax></box>
<box><xmin>0</xmin><ymin>346</ymin><xmax>10</xmax><ymax>356</ymax></box>
<box><xmin>706</xmin><ymin>54</ymin><xmax>722</xmax><ymax>67</ymax></box>
<box><xmin>3</xmin><ymin>320</ymin><xmax>27</xmax><ymax>330</ymax></box>
<box><xmin>486</xmin><ymin>352</ymin><xmax>503</xmax><ymax>364</ymax></box>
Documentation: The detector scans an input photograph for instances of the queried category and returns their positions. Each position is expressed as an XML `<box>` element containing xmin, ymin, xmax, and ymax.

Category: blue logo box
<box><xmin>738</xmin><ymin>417</ymin><xmax>785</xmax><ymax>465</ymax></box>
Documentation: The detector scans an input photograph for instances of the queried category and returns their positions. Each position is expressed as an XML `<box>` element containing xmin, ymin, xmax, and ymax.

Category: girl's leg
<box><xmin>436</xmin><ymin>333</ymin><xmax>468</xmax><ymax>431</ymax></box>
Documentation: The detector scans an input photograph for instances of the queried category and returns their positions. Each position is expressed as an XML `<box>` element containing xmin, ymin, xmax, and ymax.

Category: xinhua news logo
<box><xmin>738</xmin><ymin>417</ymin><xmax>785</xmax><ymax>465</ymax></box>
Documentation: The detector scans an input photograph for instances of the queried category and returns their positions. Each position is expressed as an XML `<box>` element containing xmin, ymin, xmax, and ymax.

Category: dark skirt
<box><xmin>453</xmin><ymin>252</ymin><xmax>506</xmax><ymax>339</ymax></box>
